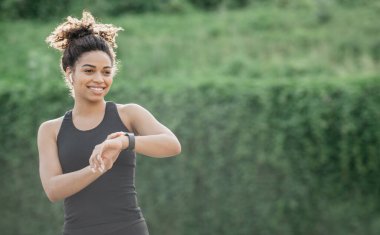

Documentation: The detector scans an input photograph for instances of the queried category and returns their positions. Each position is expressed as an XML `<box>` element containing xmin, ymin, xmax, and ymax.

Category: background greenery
<box><xmin>1</xmin><ymin>0</ymin><xmax>379</xmax><ymax>234</ymax></box>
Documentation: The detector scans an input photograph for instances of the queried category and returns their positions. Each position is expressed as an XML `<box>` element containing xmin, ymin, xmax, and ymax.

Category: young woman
<box><xmin>37</xmin><ymin>11</ymin><xmax>181</xmax><ymax>235</ymax></box>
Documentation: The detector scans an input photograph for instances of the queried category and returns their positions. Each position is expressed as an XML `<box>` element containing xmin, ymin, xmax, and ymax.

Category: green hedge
<box><xmin>1</xmin><ymin>0</ymin><xmax>375</xmax><ymax>20</ymax></box>
<box><xmin>1</xmin><ymin>76</ymin><xmax>380</xmax><ymax>234</ymax></box>
<box><xmin>0</xmin><ymin>0</ymin><xmax>248</xmax><ymax>20</ymax></box>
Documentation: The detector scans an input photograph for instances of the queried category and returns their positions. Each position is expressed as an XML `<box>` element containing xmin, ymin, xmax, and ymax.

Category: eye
<box><xmin>84</xmin><ymin>69</ymin><xmax>93</xmax><ymax>73</ymax></box>
<box><xmin>103</xmin><ymin>70</ymin><xmax>112</xmax><ymax>76</ymax></box>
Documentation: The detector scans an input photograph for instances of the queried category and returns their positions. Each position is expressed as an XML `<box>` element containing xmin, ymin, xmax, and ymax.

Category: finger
<box><xmin>97</xmin><ymin>154</ymin><xmax>105</xmax><ymax>173</ymax></box>
<box><xmin>89</xmin><ymin>152</ymin><xmax>97</xmax><ymax>173</ymax></box>
<box><xmin>97</xmin><ymin>145</ymin><xmax>106</xmax><ymax>172</ymax></box>
<box><xmin>102</xmin><ymin>157</ymin><xmax>113</xmax><ymax>171</ymax></box>
<box><xmin>91</xmin><ymin>147</ymin><xmax>102</xmax><ymax>172</ymax></box>
<box><xmin>107</xmin><ymin>132</ymin><xmax>124</xmax><ymax>140</ymax></box>
<box><xmin>94</xmin><ymin>153</ymin><xmax>103</xmax><ymax>173</ymax></box>
<box><xmin>93</xmin><ymin>145</ymin><xmax>104</xmax><ymax>171</ymax></box>
<box><xmin>106</xmin><ymin>132</ymin><xmax>119</xmax><ymax>140</ymax></box>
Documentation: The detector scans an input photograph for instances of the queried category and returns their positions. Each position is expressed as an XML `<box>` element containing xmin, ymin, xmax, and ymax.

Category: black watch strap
<box><xmin>124</xmin><ymin>132</ymin><xmax>135</xmax><ymax>151</ymax></box>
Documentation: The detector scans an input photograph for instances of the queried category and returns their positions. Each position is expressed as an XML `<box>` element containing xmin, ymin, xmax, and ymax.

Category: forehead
<box><xmin>76</xmin><ymin>51</ymin><xmax>112</xmax><ymax>67</ymax></box>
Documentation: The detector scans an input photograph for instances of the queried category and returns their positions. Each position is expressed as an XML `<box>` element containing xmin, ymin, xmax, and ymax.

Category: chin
<box><xmin>89</xmin><ymin>96</ymin><xmax>106</xmax><ymax>102</ymax></box>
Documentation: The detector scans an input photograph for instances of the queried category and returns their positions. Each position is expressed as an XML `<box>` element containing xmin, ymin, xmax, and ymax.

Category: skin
<box><xmin>37</xmin><ymin>50</ymin><xmax>181</xmax><ymax>202</ymax></box>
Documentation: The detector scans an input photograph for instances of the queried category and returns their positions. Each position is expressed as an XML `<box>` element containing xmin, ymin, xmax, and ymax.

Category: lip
<box><xmin>88</xmin><ymin>86</ymin><xmax>105</xmax><ymax>89</ymax></box>
<box><xmin>87</xmin><ymin>86</ymin><xmax>106</xmax><ymax>94</ymax></box>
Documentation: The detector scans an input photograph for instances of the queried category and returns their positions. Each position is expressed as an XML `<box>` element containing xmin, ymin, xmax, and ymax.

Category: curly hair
<box><xmin>46</xmin><ymin>11</ymin><xmax>123</xmax><ymax>73</ymax></box>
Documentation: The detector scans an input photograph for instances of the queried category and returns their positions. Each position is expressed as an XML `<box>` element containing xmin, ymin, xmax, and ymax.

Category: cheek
<box><xmin>105</xmin><ymin>77</ymin><xmax>113</xmax><ymax>87</ymax></box>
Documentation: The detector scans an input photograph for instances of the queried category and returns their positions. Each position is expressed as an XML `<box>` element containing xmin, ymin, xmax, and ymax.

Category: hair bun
<box><xmin>67</xmin><ymin>27</ymin><xmax>93</xmax><ymax>41</ymax></box>
<box><xmin>46</xmin><ymin>11</ymin><xmax>123</xmax><ymax>51</ymax></box>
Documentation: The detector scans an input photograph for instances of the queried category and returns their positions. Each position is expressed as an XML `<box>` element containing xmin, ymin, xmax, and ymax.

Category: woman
<box><xmin>37</xmin><ymin>11</ymin><xmax>181</xmax><ymax>235</ymax></box>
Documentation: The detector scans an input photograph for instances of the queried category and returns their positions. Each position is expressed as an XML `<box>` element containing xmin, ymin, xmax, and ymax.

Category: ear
<box><xmin>65</xmin><ymin>67</ymin><xmax>73</xmax><ymax>84</ymax></box>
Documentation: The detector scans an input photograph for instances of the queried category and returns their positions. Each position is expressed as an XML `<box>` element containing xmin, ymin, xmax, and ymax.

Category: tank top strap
<box><xmin>63</xmin><ymin>110</ymin><xmax>73</xmax><ymax>121</ymax></box>
<box><xmin>59</xmin><ymin>101</ymin><xmax>125</xmax><ymax>134</ymax></box>
<box><xmin>62</xmin><ymin>103</ymin><xmax>110</xmax><ymax>121</ymax></box>
<box><xmin>105</xmin><ymin>101</ymin><xmax>120</xmax><ymax>121</ymax></box>
<box><xmin>103</xmin><ymin>101</ymin><xmax>130</xmax><ymax>132</ymax></box>
<box><xmin>107</xmin><ymin>101</ymin><xmax>117</xmax><ymax>112</ymax></box>
<box><xmin>62</xmin><ymin>102</ymin><xmax>114</xmax><ymax>121</ymax></box>
<box><xmin>62</xmin><ymin>102</ymin><xmax>113</xmax><ymax>121</ymax></box>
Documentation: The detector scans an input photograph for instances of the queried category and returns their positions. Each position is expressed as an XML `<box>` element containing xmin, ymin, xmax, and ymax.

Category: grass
<box><xmin>1</xmin><ymin>3</ymin><xmax>380</xmax><ymax>234</ymax></box>
<box><xmin>0</xmin><ymin>3</ymin><xmax>379</xmax><ymax>86</ymax></box>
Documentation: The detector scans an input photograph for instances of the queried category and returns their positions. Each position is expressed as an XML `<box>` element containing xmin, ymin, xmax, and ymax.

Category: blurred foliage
<box><xmin>1</xmin><ymin>3</ymin><xmax>380</xmax><ymax>84</ymax></box>
<box><xmin>0</xmin><ymin>0</ymin><xmax>378</xmax><ymax>20</ymax></box>
<box><xmin>1</xmin><ymin>1</ymin><xmax>380</xmax><ymax>234</ymax></box>
<box><xmin>1</xmin><ymin>77</ymin><xmax>380</xmax><ymax>234</ymax></box>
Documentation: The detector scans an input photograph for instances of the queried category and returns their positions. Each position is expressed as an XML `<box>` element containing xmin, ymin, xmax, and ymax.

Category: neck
<box><xmin>72</xmin><ymin>99</ymin><xmax>106</xmax><ymax>117</ymax></box>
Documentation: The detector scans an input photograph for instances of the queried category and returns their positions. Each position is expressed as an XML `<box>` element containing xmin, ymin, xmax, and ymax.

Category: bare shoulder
<box><xmin>38</xmin><ymin>116</ymin><xmax>64</xmax><ymax>140</ymax></box>
<box><xmin>117</xmin><ymin>103</ymin><xmax>145</xmax><ymax>111</ymax></box>
<box><xmin>116</xmin><ymin>103</ymin><xmax>152</xmax><ymax>117</ymax></box>
<box><xmin>115</xmin><ymin>103</ymin><xmax>156</xmax><ymax>134</ymax></box>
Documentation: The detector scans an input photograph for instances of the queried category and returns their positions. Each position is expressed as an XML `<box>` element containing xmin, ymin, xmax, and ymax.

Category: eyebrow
<box><xmin>81</xmin><ymin>64</ymin><xmax>112</xmax><ymax>69</ymax></box>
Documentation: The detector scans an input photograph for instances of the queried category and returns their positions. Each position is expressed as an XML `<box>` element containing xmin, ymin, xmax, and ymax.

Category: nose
<box><xmin>93</xmin><ymin>72</ymin><xmax>104</xmax><ymax>82</ymax></box>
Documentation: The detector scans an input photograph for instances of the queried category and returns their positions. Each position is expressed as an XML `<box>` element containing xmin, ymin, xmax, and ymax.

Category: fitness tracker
<box><xmin>124</xmin><ymin>132</ymin><xmax>135</xmax><ymax>151</ymax></box>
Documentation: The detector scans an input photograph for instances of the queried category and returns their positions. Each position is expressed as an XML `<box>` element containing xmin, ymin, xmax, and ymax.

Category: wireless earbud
<box><xmin>69</xmin><ymin>73</ymin><xmax>73</xmax><ymax>84</ymax></box>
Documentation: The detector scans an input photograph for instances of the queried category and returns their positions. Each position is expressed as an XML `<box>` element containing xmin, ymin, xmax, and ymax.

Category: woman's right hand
<box><xmin>89</xmin><ymin>132</ymin><xmax>127</xmax><ymax>173</ymax></box>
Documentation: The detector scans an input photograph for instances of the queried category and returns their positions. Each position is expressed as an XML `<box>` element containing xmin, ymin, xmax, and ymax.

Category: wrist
<box><xmin>124</xmin><ymin>132</ymin><xmax>135</xmax><ymax>151</ymax></box>
<box><xmin>119</xmin><ymin>135</ymin><xmax>129</xmax><ymax>150</ymax></box>
<box><xmin>88</xmin><ymin>165</ymin><xmax>104</xmax><ymax>175</ymax></box>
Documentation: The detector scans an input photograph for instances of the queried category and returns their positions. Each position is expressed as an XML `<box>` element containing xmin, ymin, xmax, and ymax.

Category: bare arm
<box><xmin>37</xmin><ymin>120</ymin><xmax>104</xmax><ymax>202</ymax></box>
<box><xmin>89</xmin><ymin>104</ymin><xmax>182</xmax><ymax>172</ymax></box>
<box><xmin>124</xmin><ymin>104</ymin><xmax>181</xmax><ymax>158</ymax></box>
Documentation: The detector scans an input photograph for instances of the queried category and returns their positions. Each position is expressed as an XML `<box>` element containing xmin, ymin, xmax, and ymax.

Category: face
<box><xmin>66</xmin><ymin>50</ymin><xmax>114</xmax><ymax>102</ymax></box>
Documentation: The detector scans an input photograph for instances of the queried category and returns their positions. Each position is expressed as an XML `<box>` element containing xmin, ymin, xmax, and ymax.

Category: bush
<box><xmin>2</xmin><ymin>0</ymin><xmax>376</xmax><ymax>20</ymax></box>
<box><xmin>1</xmin><ymin>76</ymin><xmax>380</xmax><ymax>234</ymax></box>
<box><xmin>0</xmin><ymin>0</ymin><xmax>70</xmax><ymax>20</ymax></box>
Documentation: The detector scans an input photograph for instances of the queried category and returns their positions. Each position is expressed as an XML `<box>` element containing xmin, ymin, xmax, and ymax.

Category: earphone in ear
<box><xmin>69</xmin><ymin>73</ymin><xmax>73</xmax><ymax>84</ymax></box>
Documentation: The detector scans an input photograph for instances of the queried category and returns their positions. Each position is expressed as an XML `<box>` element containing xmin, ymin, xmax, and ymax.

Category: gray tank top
<box><xmin>57</xmin><ymin>101</ymin><xmax>145</xmax><ymax>231</ymax></box>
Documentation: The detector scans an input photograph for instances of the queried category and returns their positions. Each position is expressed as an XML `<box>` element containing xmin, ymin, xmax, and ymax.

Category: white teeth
<box><xmin>89</xmin><ymin>87</ymin><xmax>104</xmax><ymax>91</ymax></box>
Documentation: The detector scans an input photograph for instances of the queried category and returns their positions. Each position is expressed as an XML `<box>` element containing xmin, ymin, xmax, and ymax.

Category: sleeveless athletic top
<box><xmin>57</xmin><ymin>101</ymin><xmax>145</xmax><ymax>233</ymax></box>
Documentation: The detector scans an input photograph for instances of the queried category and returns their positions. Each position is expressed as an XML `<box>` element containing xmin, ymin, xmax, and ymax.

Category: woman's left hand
<box><xmin>89</xmin><ymin>132</ymin><xmax>126</xmax><ymax>173</ymax></box>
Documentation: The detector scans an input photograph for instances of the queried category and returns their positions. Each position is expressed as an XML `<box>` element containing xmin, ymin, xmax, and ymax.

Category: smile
<box><xmin>88</xmin><ymin>86</ymin><xmax>106</xmax><ymax>95</ymax></box>
<box><xmin>88</xmin><ymin>86</ymin><xmax>105</xmax><ymax>91</ymax></box>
